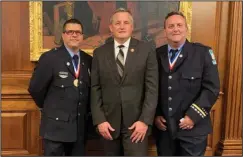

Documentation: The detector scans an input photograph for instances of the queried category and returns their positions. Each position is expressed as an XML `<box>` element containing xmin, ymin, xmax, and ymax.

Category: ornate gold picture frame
<box><xmin>29</xmin><ymin>2</ymin><xmax>192</xmax><ymax>61</ymax></box>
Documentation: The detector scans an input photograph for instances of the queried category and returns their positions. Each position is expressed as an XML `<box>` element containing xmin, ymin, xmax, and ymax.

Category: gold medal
<box><xmin>73</xmin><ymin>79</ymin><xmax>78</xmax><ymax>87</ymax></box>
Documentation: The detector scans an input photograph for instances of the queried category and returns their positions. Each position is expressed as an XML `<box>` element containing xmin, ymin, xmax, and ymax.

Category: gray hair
<box><xmin>109</xmin><ymin>8</ymin><xmax>134</xmax><ymax>24</ymax></box>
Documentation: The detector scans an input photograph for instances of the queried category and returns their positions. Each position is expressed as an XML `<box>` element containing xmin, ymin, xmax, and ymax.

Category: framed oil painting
<box><xmin>29</xmin><ymin>1</ymin><xmax>192</xmax><ymax>61</ymax></box>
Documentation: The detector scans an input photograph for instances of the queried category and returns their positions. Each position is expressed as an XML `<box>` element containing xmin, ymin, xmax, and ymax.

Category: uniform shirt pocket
<box><xmin>180</xmin><ymin>72</ymin><xmax>202</xmax><ymax>94</ymax></box>
<box><xmin>52</xmin><ymin>79</ymin><xmax>76</xmax><ymax>99</ymax></box>
<box><xmin>46</xmin><ymin>111</ymin><xmax>70</xmax><ymax>122</ymax></box>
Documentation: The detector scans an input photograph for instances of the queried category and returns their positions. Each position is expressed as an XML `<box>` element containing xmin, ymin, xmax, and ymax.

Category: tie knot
<box><xmin>170</xmin><ymin>49</ymin><xmax>178</xmax><ymax>54</ymax></box>
<box><xmin>118</xmin><ymin>45</ymin><xmax>125</xmax><ymax>49</ymax></box>
<box><xmin>73</xmin><ymin>54</ymin><xmax>79</xmax><ymax>60</ymax></box>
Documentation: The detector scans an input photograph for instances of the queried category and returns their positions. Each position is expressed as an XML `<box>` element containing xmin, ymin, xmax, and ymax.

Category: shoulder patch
<box><xmin>209</xmin><ymin>49</ymin><xmax>217</xmax><ymax>65</ymax></box>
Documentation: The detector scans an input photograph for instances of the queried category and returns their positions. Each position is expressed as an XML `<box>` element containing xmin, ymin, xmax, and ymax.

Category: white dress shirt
<box><xmin>114</xmin><ymin>38</ymin><xmax>131</xmax><ymax>65</ymax></box>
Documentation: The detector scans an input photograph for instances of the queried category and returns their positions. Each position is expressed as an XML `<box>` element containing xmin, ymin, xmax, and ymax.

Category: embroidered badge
<box><xmin>59</xmin><ymin>71</ymin><xmax>68</xmax><ymax>78</ymax></box>
<box><xmin>209</xmin><ymin>49</ymin><xmax>217</xmax><ymax>65</ymax></box>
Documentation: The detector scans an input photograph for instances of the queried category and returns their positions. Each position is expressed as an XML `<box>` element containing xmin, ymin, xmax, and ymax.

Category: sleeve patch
<box><xmin>191</xmin><ymin>103</ymin><xmax>207</xmax><ymax>118</ymax></box>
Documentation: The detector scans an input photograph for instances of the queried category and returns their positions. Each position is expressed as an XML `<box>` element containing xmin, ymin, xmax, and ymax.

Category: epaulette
<box><xmin>193</xmin><ymin>42</ymin><xmax>211</xmax><ymax>49</ymax></box>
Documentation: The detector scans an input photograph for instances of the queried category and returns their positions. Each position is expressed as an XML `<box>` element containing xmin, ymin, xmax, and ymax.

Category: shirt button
<box><xmin>168</xmin><ymin>76</ymin><xmax>172</xmax><ymax>79</ymax></box>
<box><xmin>168</xmin><ymin>86</ymin><xmax>172</xmax><ymax>90</ymax></box>
<box><xmin>169</xmin><ymin>108</ymin><xmax>172</xmax><ymax>111</ymax></box>
<box><xmin>78</xmin><ymin>113</ymin><xmax>80</xmax><ymax>116</ymax></box>
<box><xmin>168</xmin><ymin>97</ymin><xmax>172</xmax><ymax>101</ymax></box>
<box><xmin>56</xmin><ymin>118</ymin><xmax>59</xmax><ymax>120</ymax></box>
<box><xmin>80</xmin><ymin>92</ymin><xmax>82</xmax><ymax>95</ymax></box>
<box><xmin>78</xmin><ymin>102</ymin><xmax>81</xmax><ymax>106</ymax></box>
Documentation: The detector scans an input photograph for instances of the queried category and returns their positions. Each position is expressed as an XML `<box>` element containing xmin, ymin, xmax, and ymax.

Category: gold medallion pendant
<box><xmin>73</xmin><ymin>79</ymin><xmax>78</xmax><ymax>87</ymax></box>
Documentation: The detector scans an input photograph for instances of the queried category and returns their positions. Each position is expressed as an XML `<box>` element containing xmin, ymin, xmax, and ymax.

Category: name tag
<box><xmin>59</xmin><ymin>71</ymin><xmax>68</xmax><ymax>78</ymax></box>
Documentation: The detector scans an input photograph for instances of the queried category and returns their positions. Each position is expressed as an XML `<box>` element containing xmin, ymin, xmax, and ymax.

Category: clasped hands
<box><xmin>97</xmin><ymin>121</ymin><xmax>148</xmax><ymax>143</ymax></box>
<box><xmin>155</xmin><ymin>115</ymin><xmax>194</xmax><ymax>131</ymax></box>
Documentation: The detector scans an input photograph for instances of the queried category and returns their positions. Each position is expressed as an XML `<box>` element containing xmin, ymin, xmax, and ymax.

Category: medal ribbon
<box><xmin>74</xmin><ymin>57</ymin><xmax>80</xmax><ymax>79</ymax></box>
<box><xmin>169</xmin><ymin>52</ymin><xmax>180</xmax><ymax>70</ymax></box>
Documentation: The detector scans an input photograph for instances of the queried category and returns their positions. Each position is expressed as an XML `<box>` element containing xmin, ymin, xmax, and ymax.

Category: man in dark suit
<box><xmin>91</xmin><ymin>8</ymin><xmax>158</xmax><ymax>156</ymax></box>
<box><xmin>28</xmin><ymin>19</ymin><xmax>92</xmax><ymax>156</ymax></box>
<box><xmin>154</xmin><ymin>11</ymin><xmax>220</xmax><ymax>156</ymax></box>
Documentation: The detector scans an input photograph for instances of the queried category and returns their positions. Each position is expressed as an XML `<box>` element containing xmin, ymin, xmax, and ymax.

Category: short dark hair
<box><xmin>164</xmin><ymin>11</ymin><xmax>187</xmax><ymax>28</ymax></box>
<box><xmin>63</xmin><ymin>18</ymin><xmax>83</xmax><ymax>33</ymax></box>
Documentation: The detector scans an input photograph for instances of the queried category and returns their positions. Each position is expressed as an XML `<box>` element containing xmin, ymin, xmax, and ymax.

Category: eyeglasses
<box><xmin>63</xmin><ymin>30</ymin><xmax>83</xmax><ymax>36</ymax></box>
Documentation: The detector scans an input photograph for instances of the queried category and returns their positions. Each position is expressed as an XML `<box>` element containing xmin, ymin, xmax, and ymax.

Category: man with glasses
<box><xmin>28</xmin><ymin>19</ymin><xmax>92</xmax><ymax>156</ymax></box>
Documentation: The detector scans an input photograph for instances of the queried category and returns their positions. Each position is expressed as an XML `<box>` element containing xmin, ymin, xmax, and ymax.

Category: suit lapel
<box><xmin>121</xmin><ymin>38</ymin><xmax>139</xmax><ymax>84</ymax></box>
<box><xmin>106</xmin><ymin>41</ymin><xmax>121</xmax><ymax>83</ymax></box>
<box><xmin>59</xmin><ymin>45</ymin><xmax>75</xmax><ymax>77</ymax></box>
<box><xmin>158</xmin><ymin>45</ymin><xmax>170</xmax><ymax>73</ymax></box>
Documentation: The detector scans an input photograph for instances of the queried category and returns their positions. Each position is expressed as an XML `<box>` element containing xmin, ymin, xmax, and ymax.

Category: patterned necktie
<box><xmin>170</xmin><ymin>49</ymin><xmax>178</xmax><ymax>62</ymax></box>
<box><xmin>73</xmin><ymin>55</ymin><xmax>79</xmax><ymax>70</ymax></box>
<box><xmin>116</xmin><ymin>45</ymin><xmax>125</xmax><ymax>77</ymax></box>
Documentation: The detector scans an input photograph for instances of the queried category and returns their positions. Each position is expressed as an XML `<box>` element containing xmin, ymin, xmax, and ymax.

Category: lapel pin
<box><xmin>179</xmin><ymin>54</ymin><xmax>183</xmax><ymax>58</ymax></box>
<box><xmin>130</xmin><ymin>48</ymin><xmax>135</xmax><ymax>52</ymax></box>
<box><xmin>66</xmin><ymin>62</ymin><xmax>70</xmax><ymax>66</ymax></box>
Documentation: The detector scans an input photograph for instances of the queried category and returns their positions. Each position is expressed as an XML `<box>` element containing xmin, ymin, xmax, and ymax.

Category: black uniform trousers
<box><xmin>42</xmin><ymin>116</ymin><xmax>86</xmax><ymax>156</ymax></box>
<box><xmin>102</xmin><ymin>114</ymin><xmax>148</xmax><ymax>156</ymax></box>
<box><xmin>155</xmin><ymin>128</ymin><xmax>207</xmax><ymax>156</ymax></box>
<box><xmin>43</xmin><ymin>138</ymin><xmax>85</xmax><ymax>156</ymax></box>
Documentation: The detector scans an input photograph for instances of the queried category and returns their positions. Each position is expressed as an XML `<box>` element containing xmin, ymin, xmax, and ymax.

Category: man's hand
<box><xmin>128</xmin><ymin>121</ymin><xmax>148</xmax><ymax>143</ymax></box>
<box><xmin>97</xmin><ymin>122</ymin><xmax>115</xmax><ymax>140</ymax></box>
<box><xmin>179</xmin><ymin>115</ymin><xmax>194</xmax><ymax>130</ymax></box>
<box><xmin>154</xmin><ymin>116</ymin><xmax>167</xmax><ymax>131</ymax></box>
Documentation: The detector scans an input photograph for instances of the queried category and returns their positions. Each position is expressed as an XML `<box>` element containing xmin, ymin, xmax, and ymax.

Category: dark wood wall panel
<box><xmin>216</xmin><ymin>2</ymin><xmax>242</xmax><ymax>155</ymax></box>
<box><xmin>1</xmin><ymin>100</ymin><xmax>40</xmax><ymax>156</ymax></box>
<box><xmin>2</xmin><ymin>2</ymin><xmax>33</xmax><ymax>73</ymax></box>
<box><xmin>191</xmin><ymin>2</ymin><xmax>217</xmax><ymax>46</ymax></box>
<box><xmin>2</xmin><ymin>113</ymin><xmax>27</xmax><ymax>149</ymax></box>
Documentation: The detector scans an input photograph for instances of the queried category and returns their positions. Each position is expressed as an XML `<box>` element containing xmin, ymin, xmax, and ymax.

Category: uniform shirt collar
<box><xmin>64</xmin><ymin>44</ymin><xmax>80</xmax><ymax>58</ymax></box>
<box><xmin>168</xmin><ymin>42</ymin><xmax>185</xmax><ymax>53</ymax></box>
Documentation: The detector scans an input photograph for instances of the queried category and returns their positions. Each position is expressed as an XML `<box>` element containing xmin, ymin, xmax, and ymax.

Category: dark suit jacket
<box><xmin>28</xmin><ymin>45</ymin><xmax>92</xmax><ymax>142</ymax></box>
<box><xmin>91</xmin><ymin>38</ymin><xmax>158</xmax><ymax>138</ymax></box>
<box><xmin>155</xmin><ymin>40</ymin><xmax>220</xmax><ymax>138</ymax></box>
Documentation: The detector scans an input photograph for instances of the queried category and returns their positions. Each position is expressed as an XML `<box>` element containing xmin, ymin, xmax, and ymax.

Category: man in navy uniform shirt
<box><xmin>154</xmin><ymin>11</ymin><xmax>220</xmax><ymax>156</ymax></box>
<box><xmin>28</xmin><ymin>19</ymin><xmax>92</xmax><ymax>156</ymax></box>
